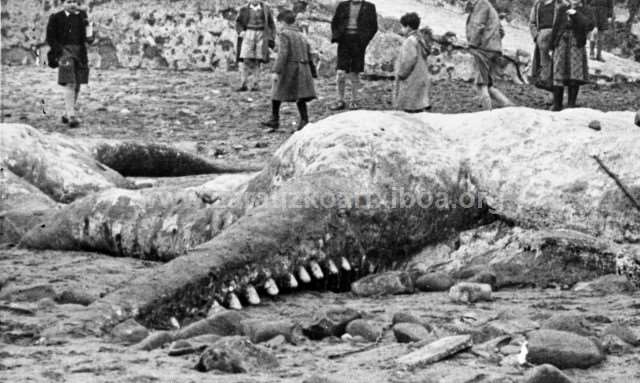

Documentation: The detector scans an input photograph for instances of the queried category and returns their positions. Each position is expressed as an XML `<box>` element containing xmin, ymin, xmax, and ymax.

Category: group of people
<box><xmin>530</xmin><ymin>0</ymin><xmax>613</xmax><ymax>110</ymax></box>
<box><xmin>45</xmin><ymin>0</ymin><xmax>613</xmax><ymax>130</ymax></box>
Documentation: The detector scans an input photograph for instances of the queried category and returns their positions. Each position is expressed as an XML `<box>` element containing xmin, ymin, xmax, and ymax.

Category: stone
<box><xmin>55</xmin><ymin>290</ymin><xmax>96</xmax><ymax>306</ymax></box>
<box><xmin>414</xmin><ymin>272</ymin><xmax>454</xmax><ymax>292</ymax></box>
<box><xmin>602</xmin><ymin>322</ymin><xmax>640</xmax><ymax>347</ymax></box>
<box><xmin>168</xmin><ymin>340</ymin><xmax>199</xmax><ymax>356</ymax></box>
<box><xmin>601</xmin><ymin>334</ymin><xmax>632</xmax><ymax>355</ymax></box>
<box><xmin>480</xmin><ymin>319</ymin><xmax>540</xmax><ymax>342</ymax></box>
<box><xmin>174</xmin><ymin>311</ymin><xmax>245</xmax><ymax>340</ymax></box>
<box><xmin>635</xmin><ymin>110</ymin><xmax>640</xmax><ymax>127</ymax></box>
<box><xmin>111</xmin><ymin>319</ymin><xmax>150</xmax><ymax>345</ymax></box>
<box><xmin>303</xmin><ymin>375</ymin><xmax>344</xmax><ymax>383</ymax></box>
<box><xmin>195</xmin><ymin>336</ymin><xmax>279</xmax><ymax>373</ymax></box>
<box><xmin>392</xmin><ymin>312</ymin><xmax>431</xmax><ymax>331</ymax></box>
<box><xmin>588</xmin><ymin>120</ymin><xmax>602</xmax><ymax>131</ymax></box>
<box><xmin>351</xmin><ymin>271</ymin><xmax>414</xmax><ymax>297</ymax></box>
<box><xmin>302</xmin><ymin>307</ymin><xmax>361</xmax><ymax>340</ymax></box>
<box><xmin>526</xmin><ymin>329</ymin><xmax>605</xmax><ymax>369</ymax></box>
<box><xmin>573</xmin><ymin>274</ymin><xmax>637</xmax><ymax>294</ymax></box>
<box><xmin>467</xmin><ymin>270</ymin><xmax>498</xmax><ymax>289</ymax></box>
<box><xmin>396</xmin><ymin>335</ymin><xmax>473</xmax><ymax>368</ymax></box>
<box><xmin>241</xmin><ymin>319</ymin><xmax>298</xmax><ymax>344</ymax></box>
<box><xmin>0</xmin><ymin>285</ymin><xmax>57</xmax><ymax>303</ymax></box>
<box><xmin>524</xmin><ymin>364</ymin><xmax>574</xmax><ymax>383</ymax></box>
<box><xmin>541</xmin><ymin>314</ymin><xmax>594</xmax><ymax>336</ymax></box>
<box><xmin>449</xmin><ymin>282</ymin><xmax>492</xmax><ymax>303</ymax></box>
<box><xmin>345</xmin><ymin>320</ymin><xmax>382</xmax><ymax>342</ymax></box>
<box><xmin>133</xmin><ymin>331</ymin><xmax>174</xmax><ymax>351</ymax></box>
<box><xmin>393</xmin><ymin>323</ymin><xmax>436</xmax><ymax>343</ymax></box>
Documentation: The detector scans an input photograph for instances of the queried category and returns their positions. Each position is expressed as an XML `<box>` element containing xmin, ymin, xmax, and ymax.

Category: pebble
<box><xmin>393</xmin><ymin>323</ymin><xmax>435</xmax><ymax>343</ymax></box>
<box><xmin>634</xmin><ymin>110</ymin><xmax>640</xmax><ymax>127</ymax></box>
<box><xmin>414</xmin><ymin>272</ymin><xmax>454</xmax><ymax>292</ymax></box>
<box><xmin>168</xmin><ymin>340</ymin><xmax>198</xmax><ymax>356</ymax></box>
<box><xmin>303</xmin><ymin>375</ymin><xmax>344</xmax><ymax>383</ymax></box>
<box><xmin>174</xmin><ymin>311</ymin><xmax>245</xmax><ymax>340</ymax></box>
<box><xmin>195</xmin><ymin>336</ymin><xmax>279</xmax><ymax>373</ymax></box>
<box><xmin>302</xmin><ymin>307</ymin><xmax>361</xmax><ymax>340</ymax></box>
<box><xmin>526</xmin><ymin>329</ymin><xmax>605</xmax><ymax>369</ymax></box>
<box><xmin>392</xmin><ymin>312</ymin><xmax>431</xmax><ymax>331</ymax></box>
<box><xmin>351</xmin><ymin>271</ymin><xmax>414</xmax><ymax>297</ymax></box>
<box><xmin>524</xmin><ymin>364</ymin><xmax>574</xmax><ymax>383</ymax></box>
<box><xmin>588</xmin><ymin>120</ymin><xmax>601</xmax><ymax>131</ymax></box>
<box><xmin>133</xmin><ymin>331</ymin><xmax>174</xmax><ymax>351</ymax></box>
<box><xmin>449</xmin><ymin>282</ymin><xmax>492</xmax><ymax>303</ymax></box>
<box><xmin>573</xmin><ymin>274</ymin><xmax>637</xmax><ymax>294</ymax></box>
<box><xmin>110</xmin><ymin>318</ymin><xmax>150</xmax><ymax>345</ymax></box>
<box><xmin>602</xmin><ymin>322</ymin><xmax>640</xmax><ymax>347</ymax></box>
<box><xmin>467</xmin><ymin>270</ymin><xmax>498</xmax><ymax>288</ymax></box>
<box><xmin>541</xmin><ymin>314</ymin><xmax>594</xmax><ymax>336</ymax></box>
<box><xmin>0</xmin><ymin>284</ymin><xmax>57</xmax><ymax>302</ymax></box>
<box><xmin>601</xmin><ymin>334</ymin><xmax>632</xmax><ymax>355</ymax></box>
<box><xmin>55</xmin><ymin>290</ymin><xmax>95</xmax><ymax>306</ymax></box>
<box><xmin>241</xmin><ymin>319</ymin><xmax>298</xmax><ymax>344</ymax></box>
<box><xmin>345</xmin><ymin>319</ymin><xmax>381</xmax><ymax>342</ymax></box>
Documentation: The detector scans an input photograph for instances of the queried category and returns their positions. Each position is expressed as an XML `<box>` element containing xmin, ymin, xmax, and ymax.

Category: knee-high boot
<box><xmin>551</xmin><ymin>86</ymin><xmax>564</xmax><ymax>111</ymax></box>
<box><xmin>567</xmin><ymin>85</ymin><xmax>580</xmax><ymax>108</ymax></box>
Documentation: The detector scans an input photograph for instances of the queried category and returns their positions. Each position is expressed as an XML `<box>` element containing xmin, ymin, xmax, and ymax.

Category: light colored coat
<box><xmin>465</xmin><ymin>0</ymin><xmax>503</xmax><ymax>52</ymax></box>
<box><xmin>394</xmin><ymin>31</ymin><xmax>431</xmax><ymax>111</ymax></box>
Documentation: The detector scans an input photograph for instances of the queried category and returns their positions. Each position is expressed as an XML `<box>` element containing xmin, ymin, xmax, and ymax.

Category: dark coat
<box><xmin>550</xmin><ymin>5</ymin><xmax>595</xmax><ymax>49</ymax></box>
<box><xmin>331</xmin><ymin>1</ymin><xmax>378</xmax><ymax>44</ymax></box>
<box><xmin>465</xmin><ymin>0</ymin><xmax>503</xmax><ymax>52</ymax></box>
<box><xmin>529</xmin><ymin>0</ymin><xmax>561</xmax><ymax>90</ymax></box>
<box><xmin>272</xmin><ymin>26</ymin><xmax>316</xmax><ymax>102</ymax></box>
<box><xmin>236</xmin><ymin>2</ymin><xmax>276</xmax><ymax>61</ymax></box>
<box><xmin>46</xmin><ymin>10</ymin><xmax>93</xmax><ymax>66</ymax></box>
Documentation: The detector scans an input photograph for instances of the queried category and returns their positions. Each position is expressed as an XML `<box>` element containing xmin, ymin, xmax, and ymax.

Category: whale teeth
<box><xmin>340</xmin><ymin>257</ymin><xmax>351</xmax><ymax>271</ymax></box>
<box><xmin>227</xmin><ymin>292</ymin><xmax>242</xmax><ymax>310</ymax></box>
<box><xmin>170</xmin><ymin>317</ymin><xmax>181</xmax><ymax>329</ymax></box>
<box><xmin>309</xmin><ymin>261</ymin><xmax>324</xmax><ymax>279</ymax></box>
<box><xmin>368</xmin><ymin>262</ymin><xmax>376</xmax><ymax>274</ymax></box>
<box><xmin>244</xmin><ymin>285</ymin><xmax>261</xmax><ymax>305</ymax></box>
<box><xmin>286</xmin><ymin>273</ymin><xmax>299</xmax><ymax>289</ymax></box>
<box><xmin>298</xmin><ymin>266</ymin><xmax>312</xmax><ymax>283</ymax></box>
<box><xmin>264</xmin><ymin>278</ymin><xmax>279</xmax><ymax>296</ymax></box>
<box><xmin>326</xmin><ymin>259</ymin><xmax>339</xmax><ymax>275</ymax></box>
<box><xmin>207</xmin><ymin>300</ymin><xmax>225</xmax><ymax>317</ymax></box>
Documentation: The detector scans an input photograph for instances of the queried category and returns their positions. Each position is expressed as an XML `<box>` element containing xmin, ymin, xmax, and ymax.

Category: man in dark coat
<box><xmin>262</xmin><ymin>9</ymin><xmax>317</xmax><ymax>132</ymax></box>
<box><xmin>46</xmin><ymin>0</ymin><xmax>94</xmax><ymax>128</ymax></box>
<box><xmin>329</xmin><ymin>0</ymin><xmax>378</xmax><ymax>110</ymax></box>
<box><xmin>585</xmin><ymin>0</ymin><xmax>613</xmax><ymax>60</ymax></box>
<box><xmin>235</xmin><ymin>0</ymin><xmax>276</xmax><ymax>91</ymax></box>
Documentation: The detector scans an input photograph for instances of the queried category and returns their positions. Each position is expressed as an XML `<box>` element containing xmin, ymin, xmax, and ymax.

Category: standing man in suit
<box><xmin>46</xmin><ymin>0</ymin><xmax>94</xmax><ymax>128</ymax></box>
<box><xmin>329</xmin><ymin>0</ymin><xmax>378</xmax><ymax>110</ymax></box>
<box><xmin>235</xmin><ymin>0</ymin><xmax>276</xmax><ymax>91</ymax></box>
<box><xmin>586</xmin><ymin>0</ymin><xmax>613</xmax><ymax>61</ymax></box>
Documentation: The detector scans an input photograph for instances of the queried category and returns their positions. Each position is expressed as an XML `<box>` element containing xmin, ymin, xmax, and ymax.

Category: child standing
<box><xmin>394</xmin><ymin>12</ymin><xmax>432</xmax><ymax>113</ymax></box>
<box><xmin>262</xmin><ymin>10</ymin><xmax>317</xmax><ymax>132</ymax></box>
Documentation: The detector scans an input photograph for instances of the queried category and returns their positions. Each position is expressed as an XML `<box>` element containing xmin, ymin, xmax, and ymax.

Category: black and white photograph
<box><xmin>1</xmin><ymin>0</ymin><xmax>640</xmax><ymax>381</ymax></box>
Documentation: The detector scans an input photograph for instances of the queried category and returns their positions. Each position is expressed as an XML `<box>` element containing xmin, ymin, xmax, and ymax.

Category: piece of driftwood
<box><xmin>593</xmin><ymin>155</ymin><xmax>640</xmax><ymax>212</ymax></box>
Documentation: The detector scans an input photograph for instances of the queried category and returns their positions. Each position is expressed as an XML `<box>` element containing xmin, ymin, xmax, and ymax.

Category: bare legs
<box><xmin>477</xmin><ymin>85</ymin><xmax>514</xmax><ymax>110</ymax></box>
<box><xmin>238</xmin><ymin>59</ymin><xmax>261</xmax><ymax>91</ymax></box>
<box><xmin>332</xmin><ymin>70</ymin><xmax>360</xmax><ymax>110</ymax></box>
<box><xmin>63</xmin><ymin>83</ymin><xmax>81</xmax><ymax>126</ymax></box>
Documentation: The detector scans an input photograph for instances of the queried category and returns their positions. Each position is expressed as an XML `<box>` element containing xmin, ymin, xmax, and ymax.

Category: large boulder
<box><xmin>51</xmin><ymin>107</ymin><xmax>639</xmax><ymax>332</ymax></box>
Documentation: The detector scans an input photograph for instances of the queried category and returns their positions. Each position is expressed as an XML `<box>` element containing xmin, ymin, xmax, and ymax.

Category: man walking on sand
<box><xmin>464</xmin><ymin>0</ymin><xmax>514</xmax><ymax>110</ymax></box>
<box><xmin>46</xmin><ymin>0</ymin><xmax>94</xmax><ymax>128</ymax></box>
<box><xmin>236</xmin><ymin>0</ymin><xmax>276</xmax><ymax>91</ymax></box>
<box><xmin>329</xmin><ymin>0</ymin><xmax>378</xmax><ymax>110</ymax></box>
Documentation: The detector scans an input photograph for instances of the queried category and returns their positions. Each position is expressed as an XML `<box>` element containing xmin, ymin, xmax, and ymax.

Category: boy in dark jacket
<box><xmin>329</xmin><ymin>0</ymin><xmax>378</xmax><ymax>110</ymax></box>
<box><xmin>46</xmin><ymin>0</ymin><xmax>94</xmax><ymax>128</ymax></box>
<box><xmin>262</xmin><ymin>9</ymin><xmax>317</xmax><ymax>132</ymax></box>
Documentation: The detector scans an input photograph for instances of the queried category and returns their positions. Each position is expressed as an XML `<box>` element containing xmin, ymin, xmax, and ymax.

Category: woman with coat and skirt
<box><xmin>549</xmin><ymin>0</ymin><xmax>595</xmax><ymax>110</ymax></box>
<box><xmin>529</xmin><ymin>0</ymin><xmax>561</xmax><ymax>92</ymax></box>
<box><xmin>262</xmin><ymin>9</ymin><xmax>317</xmax><ymax>132</ymax></box>
<box><xmin>393</xmin><ymin>13</ymin><xmax>432</xmax><ymax>113</ymax></box>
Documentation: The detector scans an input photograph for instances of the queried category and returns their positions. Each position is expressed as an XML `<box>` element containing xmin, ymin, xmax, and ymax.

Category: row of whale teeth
<box><xmin>218</xmin><ymin>256</ymin><xmax>358</xmax><ymax>310</ymax></box>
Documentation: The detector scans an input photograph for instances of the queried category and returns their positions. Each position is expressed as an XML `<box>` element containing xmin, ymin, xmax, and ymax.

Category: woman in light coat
<box><xmin>394</xmin><ymin>12</ymin><xmax>431</xmax><ymax>113</ymax></box>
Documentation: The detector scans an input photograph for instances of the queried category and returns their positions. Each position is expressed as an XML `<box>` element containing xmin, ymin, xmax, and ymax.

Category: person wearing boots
<box><xmin>261</xmin><ymin>9</ymin><xmax>317</xmax><ymax>132</ymax></box>
<box><xmin>45</xmin><ymin>0</ymin><xmax>94</xmax><ymax>128</ymax></box>
<box><xmin>586</xmin><ymin>0</ymin><xmax>613</xmax><ymax>61</ymax></box>
<box><xmin>549</xmin><ymin>0</ymin><xmax>594</xmax><ymax>110</ymax></box>
<box><xmin>394</xmin><ymin>13</ymin><xmax>432</xmax><ymax>113</ymax></box>
<box><xmin>464</xmin><ymin>0</ymin><xmax>515</xmax><ymax>110</ymax></box>
<box><xmin>329</xmin><ymin>0</ymin><xmax>378</xmax><ymax>110</ymax></box>
<box><xmin>236</xmin><ymin>0</ymin><xmax>276</xmax><ymax>91</ymax></box>
<box><xmin>530</xmin><ymin>0</ymin><xmax>561</xmax><ymax>91</ymax></box>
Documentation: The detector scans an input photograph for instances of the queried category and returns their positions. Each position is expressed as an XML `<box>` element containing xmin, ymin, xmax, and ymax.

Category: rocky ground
<box><xmin>2</xmin><ymin>66</ymin><xmax>639</xmax><ymax>168</ymax></box>
<box><xmin>2</xmin><ymin>65</ymin><xmax>640</xmax><ymax>382</ymax></box>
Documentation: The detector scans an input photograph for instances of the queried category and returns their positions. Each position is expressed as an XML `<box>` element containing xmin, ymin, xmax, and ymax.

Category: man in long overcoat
<box><xmin>329</xmin><ymin>0</ymin><xmax>378</xmax><ymax>110</ymax></box>
<box><xmin>46</xmin><ymin>0</ymin><xmax>94</xmax><ymax>128</ymax></box>
<box><xmin>262</xmin><ymin>9</ymin><xmax>317</xmax><ymax>132</ymax></box>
